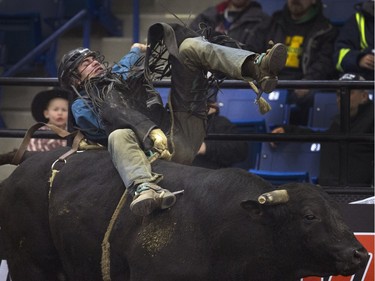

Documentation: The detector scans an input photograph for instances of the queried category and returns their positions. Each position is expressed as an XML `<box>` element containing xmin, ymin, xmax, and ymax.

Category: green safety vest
<box><xmin>336</xmin><ymin>12</ymin><xmax>368</xmax><ymax>71</ymax></box>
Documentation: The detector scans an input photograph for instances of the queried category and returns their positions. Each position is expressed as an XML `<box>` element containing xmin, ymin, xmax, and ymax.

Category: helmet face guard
<box><xmin>58</xmin><ymin>48</ymin><xmax>100</xmax><ymax>90</ymax></box>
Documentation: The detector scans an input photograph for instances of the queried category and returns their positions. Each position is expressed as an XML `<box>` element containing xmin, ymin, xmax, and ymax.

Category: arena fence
<box><xmin>0</xmin><ymin>78</ymin><xmax>373</xmax><ymax>200</ymax></box>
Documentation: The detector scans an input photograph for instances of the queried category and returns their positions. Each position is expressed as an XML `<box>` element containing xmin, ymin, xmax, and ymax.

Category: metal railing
<box><xmin>0</xmin><ymin>78</ymin><xmax>373</xmax><ymax>187</ymax></box>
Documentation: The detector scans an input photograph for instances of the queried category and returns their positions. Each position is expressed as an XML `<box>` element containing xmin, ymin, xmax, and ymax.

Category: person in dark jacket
<box><xmin>58</xmin><ymin>22</ymin><xmax>287</xmax><ymax>217</ymax></box>
<box><xmin>271</xmin><ymin>73</ymin><xmax>374</xmax><ymax>186</ymax></box>
<box><xmin>189</xmin><ymin>0</ymin><xmax>269</xmax><ymax>50</ymax></box>
<box><xmin>334</xmin><ymin>0</ymin><xmax>374</xmax><ymax>81</ymax></box>
<box><xmin>192</xmin><ymin>99</ymin><xmax>248</xmax><ymax>169</ymax></box>
<box><xmin>249</xmin><ymin>0</ymin><xmax>339</xmax><ymax>126</ymax></box>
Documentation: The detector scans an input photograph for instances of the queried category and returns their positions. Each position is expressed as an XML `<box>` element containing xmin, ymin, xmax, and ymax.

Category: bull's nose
<box><xmin>353</xmin><ymin>248</ymin><xmax>369</xmax><ymax>265</ymax></box>
<box><xmin>338</xmin><ymin>247</ymin><xmax>370</xmax><ymax>276</ymax></box>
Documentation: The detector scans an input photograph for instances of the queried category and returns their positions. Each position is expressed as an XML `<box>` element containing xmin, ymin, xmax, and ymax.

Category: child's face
<box><xmin>43</xmin><ymin>98</ymin><xmax>69</xmax><ymax>128</ymax></box>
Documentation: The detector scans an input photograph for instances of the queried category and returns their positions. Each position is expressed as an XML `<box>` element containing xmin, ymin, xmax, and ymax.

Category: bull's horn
<box><xmin>258</xmin><ymin>190</ymin><xmax>289</xmax><ymax>205</ymax></box>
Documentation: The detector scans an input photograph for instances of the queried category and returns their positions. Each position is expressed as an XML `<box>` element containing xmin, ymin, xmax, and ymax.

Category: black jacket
<box><xmin>282</xmin><ymin>101</ymin><xmax>374</xmax><ymax>186</ymax></box>
<box><xmin>192</xmin><ymin>113</ymin><xmax>248</xmax><ymax>169</ymax></box>
<box><xmin>249</xmin><ymin>0</ymin><xmax>338</xmax><ymax>80</ymax></box>
<box><xmin>189</xmin><ymin>1</ymin><xmax>269</xmax><ymax>51</ymax></box>
<box><xmin>98</xmin><ymin>75</ymin><xmax>170</xmax><ymax>150</ymax></box>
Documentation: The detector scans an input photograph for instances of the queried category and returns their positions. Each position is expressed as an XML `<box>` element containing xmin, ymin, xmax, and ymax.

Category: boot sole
<box><xmin>260</xmin><ymin>77</ymin><xmax>278</xmax><ymax>94</ymax></box>
<box><xmin>261</xmin><ymin>43</ymin><xmax>287</xmax><ymax>93</ymax></box>
<box><xmin>130</xmin><ymin>197</ymin><xmax>158</xmax><ymax>216</ymax></box>
<box><xmin>268</xmin><ymin>43</ymin><xmax>287</xmax><ymax>75</ymax></box>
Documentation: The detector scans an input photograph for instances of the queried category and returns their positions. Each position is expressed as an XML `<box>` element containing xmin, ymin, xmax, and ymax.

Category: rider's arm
<box><xmin>111</xmin><ymin>44</ymin><xmax>145</xmax><ymax>80</ymax></box>
<box><xmin>71</xmin><ymin>98</ymin><xmax>107</xmax><ymax>141</ymax></box>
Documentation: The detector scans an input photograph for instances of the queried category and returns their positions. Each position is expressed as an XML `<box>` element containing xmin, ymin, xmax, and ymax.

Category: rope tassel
<box><xmin>248</xmin><ymin>82</ymin><xmax>272</xmax><ymax>115</ymax></box>
<box><xmin>256</xmin><ymin>96</ymin><xmax>272</xmax><ymax>115</ymax></box>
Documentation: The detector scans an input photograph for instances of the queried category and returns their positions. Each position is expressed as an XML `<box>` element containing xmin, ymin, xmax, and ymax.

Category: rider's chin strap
<box><xmin>11</xmin><ymin>122</ymin><xmax>85</xmax><ymax>165</ymax></box>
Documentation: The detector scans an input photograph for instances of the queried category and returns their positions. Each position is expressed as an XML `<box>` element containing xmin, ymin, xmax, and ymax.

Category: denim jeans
<box><xmin>178</xmin><ymin>37</ymin><xmax>255</xmax><ymax>80</ymax></box>
<box><xmin>108</xmin><ymin>129</ymin><xmax>162</xmax><ymax>191</ymax></box>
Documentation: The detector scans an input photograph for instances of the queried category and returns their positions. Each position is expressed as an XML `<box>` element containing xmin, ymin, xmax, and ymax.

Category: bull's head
<box><xmin>240</xmin><ymin>184</ymin><xmax>369</xmax><ymax>279</ymax></box>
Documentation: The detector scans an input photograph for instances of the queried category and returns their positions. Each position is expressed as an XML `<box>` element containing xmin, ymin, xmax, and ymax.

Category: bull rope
<box><xmin>101</xmin><ymin>149</ymin><xmax>163</xmax><ymax>280</ymax></box>
<box><xmin>101</xmin><ymin>189</ymin><xmax>130</xmax><ymax>281</ymax></box>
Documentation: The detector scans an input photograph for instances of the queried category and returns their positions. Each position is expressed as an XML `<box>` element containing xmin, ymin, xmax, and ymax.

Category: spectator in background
<box><xmin>271</xmin><ymin>73</ymin><xmax>374</xmax><ymax>186</ymax></box>
<box><xmin>334</xmin><ymin>0</ymin><xmax>374</xmax><ymax>81</ymax></box>
<box><xmin>189</xmin><ymin>0</ymin><xmax>269</xmax><ymax>50</ymax></box>
<box><xmin>192</xmin><ymin>95</ymin><xmax>248</xmax><ymax>169</ymax></box>
<box><xmin>27</xmin><ymin>88</ymin><xmax>69</xmax><ymax>151</ymax></box>
<box><xmin>249</xmin><ymin>0</ymin><xmax>338</xmax><ymax>126</ymax></box>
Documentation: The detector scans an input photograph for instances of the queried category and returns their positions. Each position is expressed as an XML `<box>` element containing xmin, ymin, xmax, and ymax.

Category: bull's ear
<box><xmin>241</xmin><ymin>200</ymin><xmax>263</xmax><ymax>218</ymax></box>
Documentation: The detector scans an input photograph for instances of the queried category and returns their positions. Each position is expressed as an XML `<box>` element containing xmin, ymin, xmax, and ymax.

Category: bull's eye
<box><xmin>304</xmin><ymin>214</ymin><xmax>316</xmax><ymax>221</ymax></box>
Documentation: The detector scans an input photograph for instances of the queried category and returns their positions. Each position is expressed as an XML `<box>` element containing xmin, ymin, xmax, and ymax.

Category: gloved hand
<box><xmin>149</xmin><ymin>128</ymin><xmax>172</xmax><ymax>160</ymax></box>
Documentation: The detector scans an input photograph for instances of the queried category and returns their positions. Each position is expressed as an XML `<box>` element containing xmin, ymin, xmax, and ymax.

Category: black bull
<box><xmin>0</xmin><ymin>148</ymin><xmax>369</xmax><ymax>281</ymax></box>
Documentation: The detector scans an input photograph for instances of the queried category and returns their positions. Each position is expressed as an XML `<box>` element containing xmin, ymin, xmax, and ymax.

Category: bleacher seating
<box><xmin>217</xmin><ymin>89</ymin><xmax>290</xmax><ymax>128</ymax></box>
<box><xmin>45</xmin><ymin>0</ymin><xmax>122</xmax><ymax>36</ymax></box>
<box><xmin>265</xmin><ymin>89</ymin><xmax>290</xmax><ymax>127</ymax></box>
<box><xmin>155</xmin><ymin>87</ymin><xmax>170</xmax><ymax>105</ymax></box>
<box><xmin>216</xmin><ymin>89</ymin><xmax>257</xmax><ymax>122</ymax></box>
<box><xmin>254</xmin><ymin>141</ymin><xmax>321</xmax><ymax>184</ymax></box>
<box><xmin>309</xmin><ymin>91</ymin><xmax>338</xmax><ymax>129</ymax></box>
<box><xmin>0</xmin><ymin>12</ymin><xmax>43</xmax><ymax>73</ymax></box>
<box><xmin>232</xmin><ymin>119</ymin><xmax>267</xmax><ymax>170</ymax></box>
<box><xmin>249</xmin><ymin>169</ymin><xmax>309</xmax><ymax>186</ymax></box>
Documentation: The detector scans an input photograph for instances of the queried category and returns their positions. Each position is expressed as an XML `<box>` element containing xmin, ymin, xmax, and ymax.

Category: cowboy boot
<box><xmin>130</xmin><ymin>182</ymin><xmax>176</xmax><ymax>216</ymax></box>
<box><xmin>242</xmin><ymin>41</ymin><xmax>287</xmax><ymax>94</ymax></box>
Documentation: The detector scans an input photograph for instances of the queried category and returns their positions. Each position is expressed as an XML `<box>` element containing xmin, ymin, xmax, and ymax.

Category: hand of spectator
<box><xmin>131</xmin><ymin>43</ymin><xmax>148</xmax><ymax>53</ymax></box>
<box><xmin>270</xmin><ymin>127</ymin><xmax>285</xmax><ymax>148</ymax></box>
<box><xmin>149</xmin><ymin>128</ymin><xmax>171</xmax><ymax>160</ymax></box>
<box><xmin>294</xmin><ymin>89</ymin><xmax>310</xmax><ymax>98</ymax></box>
<box><xmin>359</xmin><ymin>54</ymin><xmax>374</xmax><ymax>70</ymax></box>
<box><xmin>197</xmin><ymin>142</ymin><xmax>207</xmax><ymax>155</ymax></box>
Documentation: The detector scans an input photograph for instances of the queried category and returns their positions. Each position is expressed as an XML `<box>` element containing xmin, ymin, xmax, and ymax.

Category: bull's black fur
<box><xmin>0</xmin><ymin>148</ymin><xmax>369</xmax><ymax>281</ymax></box>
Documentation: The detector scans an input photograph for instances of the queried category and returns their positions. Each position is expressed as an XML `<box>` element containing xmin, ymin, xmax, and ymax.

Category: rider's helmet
<box><xmin>58</xmin><ymin>47</ymin><xmax>99</xmax><ymax>90</ymax></box>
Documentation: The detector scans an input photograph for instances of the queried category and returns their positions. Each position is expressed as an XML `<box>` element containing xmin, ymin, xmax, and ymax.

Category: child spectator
<box><xmin>27</xmin><ymin>88</ymin><xmax>69</xmax><ymax>151</ymax></box>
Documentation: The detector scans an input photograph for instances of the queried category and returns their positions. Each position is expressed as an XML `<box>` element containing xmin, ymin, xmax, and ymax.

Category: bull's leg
<box><xmin>178</xmin><ymin>37</ymin><xmax>287</xmax><ymax>94</ymax></box>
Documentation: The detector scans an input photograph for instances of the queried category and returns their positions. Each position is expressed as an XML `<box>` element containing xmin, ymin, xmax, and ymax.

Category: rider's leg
<box><xmin>107</xmin><ymin>129</ymin><xmax>176</xmax><ymax>216</ymax></box>
<box><xmin>178</xmin><ymin>37</ymin><xmax>287</xmax><ymax>94</ymax></box>
<box><xmin>166</xmin><ymin>53</ymin><xmax>208</xmax><ymax>165</ymax></box>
